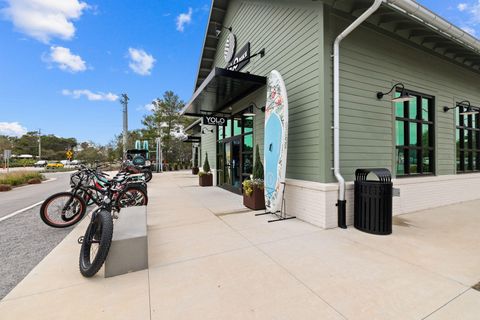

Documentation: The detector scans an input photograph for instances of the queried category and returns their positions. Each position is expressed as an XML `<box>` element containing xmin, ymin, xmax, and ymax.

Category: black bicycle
<box><xmin>78</xmin><ymin>191</ymin><xmax>114</xmax><ymax>277</ymax></box>
<box><xmin>40</xmin><ymin>166</ymin><xmax>148</xmax><ymax>228</ymax></box>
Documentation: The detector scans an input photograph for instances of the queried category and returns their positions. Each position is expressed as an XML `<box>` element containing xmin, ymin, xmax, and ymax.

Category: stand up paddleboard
<box><xmin>264</xmin><ymin>70</ymin><xmax>289</xmax><ymax>214</ymax></box>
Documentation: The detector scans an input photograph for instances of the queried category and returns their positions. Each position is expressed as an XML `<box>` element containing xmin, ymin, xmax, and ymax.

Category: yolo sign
<box><xmin>203</xmin><ymin>115</ymin><xmax>228</xmax><ymax>126</ymax></box>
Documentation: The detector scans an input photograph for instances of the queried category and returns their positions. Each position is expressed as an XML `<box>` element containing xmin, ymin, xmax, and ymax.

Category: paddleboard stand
<box><xmin>255</xmin><ymin>183</ymin><xmax>296</xmax><ymax>223</ymax></box>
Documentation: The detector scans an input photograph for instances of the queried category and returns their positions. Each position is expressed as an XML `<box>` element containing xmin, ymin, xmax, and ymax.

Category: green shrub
<box><xmin>0</xmin><ymin>184</ymin><xmax>12</xmax><ymax>192</ymax></box>
<box><xmin>28</xmin><ymin>178</ymin><xmax>42</xmax><ymax>184</ymax></box>
<box><xmin>193</xmin><ymin>155</ymin><xmax>198</xmax><ymax>168</ymax></box>
<box><xmin>8</xmin><ymin>159</ymin><xmax>36</xmax><ymax>168</ymax></box>
<box><xmin>203</xmin><ymin>152</ymin><xmax>211</xmax><ymax>173</ymax></box>
<box><xmin>0</xmin><ymin>171</ymin><xmax>44</xmax><ymax>186</ymax></box>
<box><xmin>253</xmin><ymin>145</ymin><xmax>264</xmax><ymax>180</ymax></box>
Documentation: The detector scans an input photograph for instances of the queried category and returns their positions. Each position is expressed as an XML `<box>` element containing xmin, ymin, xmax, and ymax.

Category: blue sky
<box><xmin>0</xmin><ymin>0</ymin><xmax>479</xmax><ymax>144</ymax></box>
<box><xmin>0</xmin><ymin>0</ymin><xmax>210</xmax><ymax>144</ymax></box>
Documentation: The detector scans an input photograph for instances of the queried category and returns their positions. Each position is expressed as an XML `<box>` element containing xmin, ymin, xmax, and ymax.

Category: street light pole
<box><xmin>38</xmin><ymin>129</ymin><xmax>42</xmax><ymax>160</ymax></box>
<box><xmin>120</xmin><ymin>94</ymin><xmax>129</xmax><ymax>159</ymax></box>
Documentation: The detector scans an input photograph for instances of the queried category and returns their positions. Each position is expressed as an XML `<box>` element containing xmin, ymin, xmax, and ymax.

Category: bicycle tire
<box><xmin>117</xmin><ymin>185</ymin><xmax>148</xmax><ymax>208</ymax></box>
<box><xmin>79</xmin><ymin>210</ymin><xmax>113</xmax><ymax>277</ymax></box>
<box><xmin>40</xmin><ymin>192</ymin><xmax>86</xmax><ymax>228</ymax></box>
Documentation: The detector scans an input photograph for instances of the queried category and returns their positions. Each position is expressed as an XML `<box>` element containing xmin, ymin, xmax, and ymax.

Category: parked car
<box><xmin>46</xmin><ymin>162</ymin><xmax>65</xmax><ymax>169</ymax></box>
<box><xmin>34</xmin><ymin>160</ymin><xmax>47</xmax><ymax>167</ymax></box>
<box><xmin>70</xmin><ymin>160</ymin><xmax>80</xmax><ymax>165</ymax></box>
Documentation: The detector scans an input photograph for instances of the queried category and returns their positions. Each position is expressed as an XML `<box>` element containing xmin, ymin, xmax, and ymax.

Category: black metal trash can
<box><xmin>354</xmin><ymin>168</ymin><xmax>393</xmax><ymax>235</ymax></box>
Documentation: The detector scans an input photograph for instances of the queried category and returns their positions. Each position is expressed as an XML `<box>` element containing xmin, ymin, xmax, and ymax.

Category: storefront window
<box><xmin>244</xmin><ymin>116</ymin><xmax>253</xmax><ymax>134</ymax></box>
<box><xmin>456</xmin><ymin>104</ymin><xmax>480</xmax><ymax>172</ymax></box>
<box><xmin>218</xmin><ymin>125</ymin><xmax>224</xmax><ymax>140</ymax></box>
<box><xmin>243</xmin><ymin>153</ymin><xmax>253</xmax><ymax>175</ymax></box>
<box><xmin>395</xmin><ymin>90</ymin><xmax>435</xmax><ymax>176</ymax></box>
<box><xmin>233</xmin><ymin>118</ymin><xmax>242</xmax><ymax>136</ymax></box>
<box><xmin>225</xmin><ymin>120</ymin><xmax>232</xmax><ymax>139</ymax></box>
<box><xmin>243</xmin><ymin>134</ymin><xmax>253</xmax><ymax>152</ymax></box>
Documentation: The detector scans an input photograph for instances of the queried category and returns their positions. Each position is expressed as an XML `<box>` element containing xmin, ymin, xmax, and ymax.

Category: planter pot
<box><xmin>192</xmin><ymin>167</ymin><xmax>199</xmax><ymax>175</ymax></box>
<box><xmin>243</xmin><ymin>186</ymin><xmax>265</xmax><ymax>210</ymax></box>
<box><xmin>199</xmin><ymin>174</ymin><xmax>213</xmax><ymax>187</ymax></box>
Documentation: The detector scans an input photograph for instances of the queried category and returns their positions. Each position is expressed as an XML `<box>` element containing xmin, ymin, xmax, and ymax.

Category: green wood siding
<box><xmin>206</xmin><ymin>0</ymin><xmax>325</xmax><ymax>182</ymax></box>
<box><xmin>201</xmin><ymin>124</ymin><xmax>217</xmax><ymax>171</ymax></box>
<box><xmin>323</xmin><ymin>11</ymin><xmax>480</xmax><ymax>182</ymax></box>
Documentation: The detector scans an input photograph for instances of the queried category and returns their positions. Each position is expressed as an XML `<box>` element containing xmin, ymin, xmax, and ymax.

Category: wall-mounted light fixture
<box><xmin>243</xmin><ymin>102</ymin><xmax>266</xmax><ymax>117</ymax></box>
<box><xmin>202</xmin><ymin>127</ymin><xmax>214</xmax><ymax>134</ymax></box>
<box><xmin>443</xmin><ymin>100</ymin><xmax>480</xmax><ymax>115</ymax></box>
<box><xmin>377</xmin><ymin>83</ymin><xmax>414</xmax><ymax>103</ymax></box>
<box><xmin>215</xmin><ymin>23</ymin><xmax>232</xmax><ymax>38</ymax></box>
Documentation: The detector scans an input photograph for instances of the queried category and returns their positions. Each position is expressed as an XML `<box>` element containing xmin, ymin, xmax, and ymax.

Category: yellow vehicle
<box><xmin>46</xmin><ymin>162</ymin><xmax>65</xmax><ymax>169</ymax></box>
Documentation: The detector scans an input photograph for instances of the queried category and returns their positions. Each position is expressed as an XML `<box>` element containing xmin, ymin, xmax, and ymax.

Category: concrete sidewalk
<box><xmin>1</xmin><ymin>171</ymin><xmax>479</xmax><ymax>319</ymax></box>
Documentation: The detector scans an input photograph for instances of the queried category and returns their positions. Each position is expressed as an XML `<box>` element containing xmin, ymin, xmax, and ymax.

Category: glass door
<box><xmin>221</xmin><ymin>137</ymin><xmax>242</xmax><ymax>194</ymax></box>
<box><xmin>231</xmin><ymin>139</ymin><xmax>241</xmax><ymax>190</ymax></box>
<box><xmin>224</xmin><ymin>141</ymin><xmax>232</xmax><ymax>186</ymax></box>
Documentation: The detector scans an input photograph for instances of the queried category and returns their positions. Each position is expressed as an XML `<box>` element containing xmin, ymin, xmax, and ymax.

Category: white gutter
<box><xmin>333</xmin><ymin>0</ymin><xmax>384</xmax><ymax>229</ymax></box>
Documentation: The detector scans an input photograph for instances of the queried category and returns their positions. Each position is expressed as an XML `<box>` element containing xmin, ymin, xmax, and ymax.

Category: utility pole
<box><xmin>120</xmin><ymin>94</ymin><xmax>129</xmax><ymax>159</ymax></box>
<box><xmin>38</xmin><ymin>129</ymin><xmax>42</xmax><ymax>160</ymax></box>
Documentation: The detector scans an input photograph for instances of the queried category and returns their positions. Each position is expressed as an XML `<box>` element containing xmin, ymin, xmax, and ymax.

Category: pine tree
<box><xmin>253</xmin><ymin>145</ymin><xmax>264</xmax><ymax>180</ymax></box>
<box><xmin>203</xmin><ymin>152</ymin><xmax>211</xmax><ymax>173</ymax></box>
<box><xmin>193</xmin><ymin>149</ymin><xmax>198</xmax><ymax>168</ymax></box>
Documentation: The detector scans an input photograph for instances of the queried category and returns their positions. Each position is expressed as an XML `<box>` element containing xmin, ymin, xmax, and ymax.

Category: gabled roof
<box><xmin>193</xmin><ymin>0</ymin><xmax>480</xmax><ymax>89</ymax></box>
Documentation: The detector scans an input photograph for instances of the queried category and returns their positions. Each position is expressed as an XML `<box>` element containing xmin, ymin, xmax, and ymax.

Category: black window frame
<box><xmin>456</xmin><ymin>105</ymin><xmax>480</xmax><ymax>173</ymax></box>
<box><xmin>395</xmin><ymin>89</ymin><xmax>435</xmax><ymax>177</ymax></box>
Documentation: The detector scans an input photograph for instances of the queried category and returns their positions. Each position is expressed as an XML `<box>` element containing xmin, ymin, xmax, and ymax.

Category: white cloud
<box><xmin>176</xmin><ymin>7</ymin><xmax>192</xmax><ymax>32</ymax></box>
<box><xmin>127</xmin><ymin>48</ymin><xmax>155</xmax><ymax>76</ymax></box>
<box><xmin>144</xmin><ymin>103</ymin><xmax>155</xmax><ymax>112</ymax></box>
<box><xmin>470</xmin><ymin>1</ymin><xmax>480</xmax><ymax>23</ymax></box>
<box><xmin>62</xmin><ymin>89</ymin><xmax>118</xmax><ymax>101</ymax></box>
<box><xmin>1</xmin><ymin>0</ymin><xmax>89</xmax><ymax>43</ymax></box>
<box><xmin>462</xmin><ymin>26</ymin><xmax>477</xmax><ymax>35</ymax></box>
<box><xmin>0</xmin><ymin>122</ymin><xmax>27</xmax><ymax>137</ymax></box>
<box><xmin>458</xmin><ymin>3</ymin><xmax>468</xmax><ymax>11</ymax></box>
<box><xmin>45</xmin><ymin>46</ymin><xmax>87</xmax><ymax>73</ymax></box>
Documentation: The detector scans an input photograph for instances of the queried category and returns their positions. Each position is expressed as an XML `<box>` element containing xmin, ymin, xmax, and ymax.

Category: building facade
<box><xmin>182</xmin><ymin>0</ymin><xmax>480</xmax><ymax>229</ymax></box>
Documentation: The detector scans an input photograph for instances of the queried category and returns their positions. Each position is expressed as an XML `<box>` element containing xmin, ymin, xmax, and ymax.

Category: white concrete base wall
<box><xmin>285</xmin><ymin>173</ymin><xmax>480</xmax><ymax>229</ymax></box>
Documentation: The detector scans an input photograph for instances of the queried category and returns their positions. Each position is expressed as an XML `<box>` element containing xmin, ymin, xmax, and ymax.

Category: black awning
<box><xmin>182</xmin><ymin>136</ymin><xmax>201</xmax><ymax>143</ymax></box>
<box><xmin>181</xmin><ymin>68</ymin><xmax>266</xmax><ymax>116</ymax></box>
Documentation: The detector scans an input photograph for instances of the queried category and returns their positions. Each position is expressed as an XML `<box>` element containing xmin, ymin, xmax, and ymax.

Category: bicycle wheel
<box><xmin>117</xmin><ymin>186</ymin><xmax>148</xmax><ymax>208</ymax></box>
<box><xmin>40</xmin><ymin>192</ymin><xmax>86</xmax><ymax>228</ymax></box>
<box><xmin>79</xmin><ymin>210</ymin><xmax>113</xmax><ymax>277</ymax></box>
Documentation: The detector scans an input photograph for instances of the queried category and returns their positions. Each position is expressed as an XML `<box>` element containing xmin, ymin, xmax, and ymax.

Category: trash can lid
<box><xmin>355</xmin><ymin>168</ymin><xmax>391</xmax><ymax>183</ymax></box>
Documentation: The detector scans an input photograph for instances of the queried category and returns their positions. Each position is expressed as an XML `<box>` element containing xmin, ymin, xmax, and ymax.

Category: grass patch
<box><xmin>0</xmin><ymin>171</ymin><xmax>45</xmax><ymax>187</ymax></box>
<box><xmin>40</xmin><ymin>167</ymin><xmax>77</xmax><ymax>173</ymax></box>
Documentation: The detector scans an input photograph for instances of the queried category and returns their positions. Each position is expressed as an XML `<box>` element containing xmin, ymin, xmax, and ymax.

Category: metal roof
<box><xmin>193</xmin><ymin>0</ymin><xmax>480</xmax><ymax>89</ymax></box>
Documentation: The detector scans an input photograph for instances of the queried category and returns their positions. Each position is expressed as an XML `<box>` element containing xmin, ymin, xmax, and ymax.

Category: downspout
<box><xmin>333</xmin><ymin>0</ymin><xmax>384</xmax><ymax>229</ymax></box>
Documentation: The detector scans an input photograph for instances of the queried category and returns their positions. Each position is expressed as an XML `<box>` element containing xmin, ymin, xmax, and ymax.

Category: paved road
<box><xmin>0</xmin><ymin>172</ymin><xmax>71</xmax><ymax>219</ymax></box>
<box><xmin>0</xmin><ymin>171</ymin><xmax>78</xmax><ymax>299</ymax></box>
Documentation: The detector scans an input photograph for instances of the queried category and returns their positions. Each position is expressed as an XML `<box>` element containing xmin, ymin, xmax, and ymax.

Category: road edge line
<box><xmin>0</xmin><ymin>201</ymin><xmax>44</xmax><ymax>223</ymax></box>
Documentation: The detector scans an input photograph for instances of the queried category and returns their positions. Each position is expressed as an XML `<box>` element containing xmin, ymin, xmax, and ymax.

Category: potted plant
<box><xmin>192</xmin><ymin>155</ymin><xmax>199</xmax><ymax>175</ymax></box>
<box><xmin>199</xmin><ymin>152</ymin><xmax>213</xmax><ymax>186</ymax></box>
<box><xmin>243</xmin><ymin>145</ymin><xmax>265</xmax><ymax>210</ymax></box>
